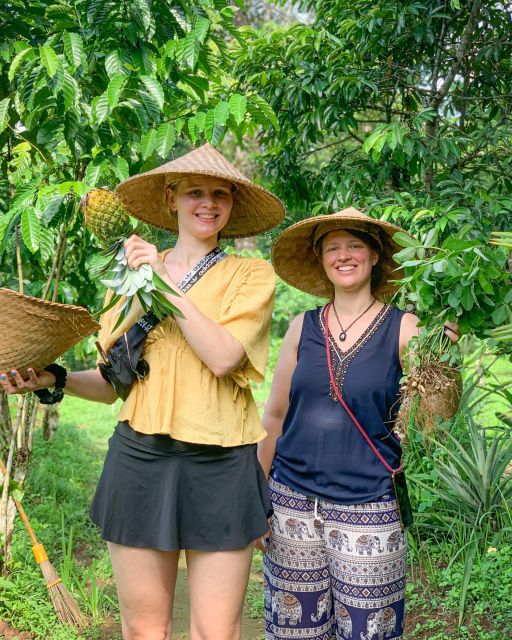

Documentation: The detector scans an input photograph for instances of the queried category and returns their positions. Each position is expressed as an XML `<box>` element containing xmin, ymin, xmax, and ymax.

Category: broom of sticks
<box><xmin>0</xmin><ymin>460</ymin><xmax>86</xmax><ymax>627</ymax></box>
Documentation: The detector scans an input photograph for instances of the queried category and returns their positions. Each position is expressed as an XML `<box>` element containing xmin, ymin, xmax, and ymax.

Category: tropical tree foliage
<box><xmin>0</xmin><ymin>0</ymin><xmax>276</xmax><ymax>302</ymax></box>
<box><xmin>235</xmin><ymin>0</ymin><xmax>512</xmax><ymax>337</ymax></box>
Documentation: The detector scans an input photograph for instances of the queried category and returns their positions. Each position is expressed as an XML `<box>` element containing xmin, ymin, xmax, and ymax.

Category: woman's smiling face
<box><xmin>320</xmin><ymin>229</ymin><xmax>379</xmax><ymax>292</ymax></box>
<box><xmin>167</xmin><ymin>175</ymin><xmax>234</xmax><ymax>239</ymax></box>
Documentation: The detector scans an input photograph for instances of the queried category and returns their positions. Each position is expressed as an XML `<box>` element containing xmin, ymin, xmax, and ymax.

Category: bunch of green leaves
<box><xmin>393</xmin><ymin>230</ymin><xmax>510</xmax><ymax>338</ymax></box>
<box><xmin>99</xmin><ymin>248</ymin><xmax>182</xmax><ymax>328</ymax></box>
<box><xmin>409</xmin><ymin>414</ymin><xmax>512</xmax><ymax>624</ymax></box>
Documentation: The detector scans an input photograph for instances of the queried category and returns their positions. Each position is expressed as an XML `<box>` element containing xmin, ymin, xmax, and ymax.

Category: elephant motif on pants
<box><xmin>263</xmin><ymin>576</ymin><xmax>271</xmax><ymax>610</ymax></box>
<box><xmin>386</xmin><ymin>530</ymin><xmax>405</xmax><ymax>552</ymax></box>
<box><xmin>313</xmin><ymin>518</ymin><xmax>324</xmax><ymax>538</ymax></box>
<box><xmin>360</xmin><ymin>607</ymin><xmax>396</xmax><ymax>640</ymax></box>
<box><xmin>311</xmin><ymin>591</ymin><xmax>332</xmax><ymax>622</ymax></box>
<box><xmin>335</xmin><ymin>603</ymin><xmax>353</xmax><ymax>639</ymax></box>
<box><xmin>285</xmin><ymin>518</ymin><xmax>313</xmax><ymax>539</ymax></box>
<box><xmin>355</xmin><ymin>534</ymin><xmax>383</xmax><ymax>555</ymax></box>
<box><xmin>272</xmin><ymin>515</ymin><xmax>284</xmax><ymax>534</ymax></box>
<box><xmin>272</xmin><ymin>590</ymin><xmax>302</xmax><ymax>626</ymax></box>
<box><xmin>328</xmin><ymin>529</ymin><xmax>353</xmax><ymax>552</ymax></box>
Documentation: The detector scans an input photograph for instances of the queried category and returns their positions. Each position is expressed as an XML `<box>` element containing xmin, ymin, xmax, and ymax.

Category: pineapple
<box><xmin>83</xmin><ymin>188</ymin><xmax>132</xmax><ymax>246</ymax></box>
<box><xmin>81</xmin><ymin>188</ymin><xmax>181</xmax><ymax>328</ymax></box>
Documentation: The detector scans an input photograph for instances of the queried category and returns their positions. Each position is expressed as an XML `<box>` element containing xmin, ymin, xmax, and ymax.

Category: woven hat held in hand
<box><xmin>0</xmin><ymin>288</ymin><xmax>101</xmax><ymax>378</ymax></box>
<box><xmin>115</xmin><ymin>143</ymin><xmax>285</xmax><ymax>238</ymax></box>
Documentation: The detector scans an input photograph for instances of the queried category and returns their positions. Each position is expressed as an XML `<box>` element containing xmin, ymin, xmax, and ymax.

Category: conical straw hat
<box><xmin>272</xmin><ymin>208</ymin><xmax>414</xmax><ymax>299</ymax></box>
<box><xmin>0</xmin><ymin>288</ymin><xmax>101</xmax><ymax>378</ymax></box>
<box><xmin>116</xmin><ymin>143</ymin><xmax>285</xmax><ymax>238</ymax></box>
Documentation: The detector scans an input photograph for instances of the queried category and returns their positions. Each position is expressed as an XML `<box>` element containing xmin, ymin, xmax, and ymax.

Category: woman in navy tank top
<box><xmin>258</xmin><ymin>208</ymin><xmax>459</xmax><ymax>640</ymax></box>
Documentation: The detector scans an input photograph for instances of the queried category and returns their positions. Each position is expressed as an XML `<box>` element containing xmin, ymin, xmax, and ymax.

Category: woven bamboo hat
<box><xmin>115</xmin><ymin>143</ymin><xmax>285</xmax><ymax>238</ymax></box>
<box><xmin>0</xmin><ymin>288</ymin><xmax>101</xmax><ymax>378</ymax></box>
<box><xmin>272</xmin><ymin>207</ymin><xmax>413</xmax><ymax>298</ymax></box>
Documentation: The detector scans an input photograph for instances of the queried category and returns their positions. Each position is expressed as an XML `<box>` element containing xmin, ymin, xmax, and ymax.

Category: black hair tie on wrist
<box><xmin>33</xmin><ymin>363</ymin><xmax>67</xmax><ymax>405</ymax></box>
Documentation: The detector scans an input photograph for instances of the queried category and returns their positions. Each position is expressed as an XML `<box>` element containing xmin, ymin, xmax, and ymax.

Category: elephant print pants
<box><xmin>263</xmin><ymin>476</ymin><xmax>407</xmax><ymax>640</ymax></box>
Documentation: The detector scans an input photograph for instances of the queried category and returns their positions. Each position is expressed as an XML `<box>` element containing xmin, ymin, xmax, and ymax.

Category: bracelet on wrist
<box><xmin>33</xmin><ymin>363</ymin><xmax>67</xmax><ymax>405</ymax></box>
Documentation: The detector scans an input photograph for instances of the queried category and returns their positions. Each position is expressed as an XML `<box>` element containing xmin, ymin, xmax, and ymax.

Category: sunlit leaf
<box><xmin>8</xmin><ymin>46</ymin><xmax>34</xmax><ymax>82</ymax></box>
<box><xmin>107</xmin><ymin>74</ymin><xmax>127</xmax><ymax>110</ymax></box>
<box><xmin>156</xmin><ymin>122</ymin><xmax>176</xmax><ymax>158</ymax></box>
<box><xmin>0</xmin><ymin>97</ymin><xmax>10</xmax><ymax>134</ymax></box>
<box><xmin>63</xmin><ymin>31</ymin><xmax>85</xmax><ymax>69</ymax></box>
<box><xmin>140</xmin><ymin>75</ymin><xmax>164</xmax><ymax>111</ymax></box>
<box><xmin>21</xmin><ymin>207</ymin><xmax>41</xmax><ymax>253</ymax></box>
<box><xmin>229</xmin><ymin>94</ymin><xmax>247</xmax><ymax>125</ymax></box>
<box><xmin>40</xmin><ymin>44</ymin><xmax>59</xmax><ymax>78</ymax></box>
<box><xmin>140</xmin><ymin>128</ymin><xmax>157</xmax><ymax>160</ymax></box>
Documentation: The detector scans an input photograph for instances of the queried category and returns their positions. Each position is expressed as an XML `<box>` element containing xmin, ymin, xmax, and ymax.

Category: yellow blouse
<box><xmin>97</xmin><ymin>254</ymin><xmax>275</xmax><ymax>446</ymax></box>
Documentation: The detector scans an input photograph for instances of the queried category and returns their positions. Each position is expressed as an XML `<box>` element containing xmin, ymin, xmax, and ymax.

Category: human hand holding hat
<box><xmin>0</xmin><ymin>367</ymin><xmax>55</xmax><ymax>395</ymax></box>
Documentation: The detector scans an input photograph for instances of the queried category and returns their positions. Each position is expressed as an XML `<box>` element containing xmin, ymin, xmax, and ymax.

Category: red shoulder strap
<box><xmin>324</xmin><ymin>302</ymin><xmax>402</xmax><ymax>475</ymax></box>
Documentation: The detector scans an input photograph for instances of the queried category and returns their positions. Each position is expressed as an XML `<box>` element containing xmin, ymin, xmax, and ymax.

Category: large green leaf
<box><xmin>140</xmin><ymin>75</ymin><xmax>164</xmax><ymax>111</ymax></box>
<box><xmin>111</xmin><ymin>156</ymin><xmax>129</xmax><ymax>182</ymax></box>
<box><xmin>195</xmin><ymin>111</ymin><xmax>206</xmax><ymax>133</ymax></box>
<box><xmin>8</xmin><ymin>46</ymin><xmax>34</xmax><ymax>82</ymax></box>
<box><xmin>247</xmin><ymin>95</ymin><xmax>278</xmax><ymax>129</ymax></box>
<box><xmin>132</xmin><ymin>0</ymin><xmax>155</xmax><ymax>38</ymax></box>
<box><xmin>93</xmin><ymin>92</ymin><xmax>110</xmax><ymax>124</ymax></box>
<box><xmin>204</xmin><ymin>108</ymin><xmax>224</xmax><ymax>145</ymax></box>
<box><xmin>138</xmin><ymin>90</ymin><xmax>161</xmax><ymax>122</ymax></box>
<box><xmin>192</xmin><ymin>17</ymin><xmax>210</xmax><ymax>43</ymax></box>
<box><xmin>84</xmin><ymin>161</ymin><xmax>104</xmax><ymax>188</ymax></box>
<box><xmin>21</xmin><ymin>207</ymin><xmax>41</xmax><ymax>253</ymax></box>
<box><xmin>107</xmin><ymin>74</ymin><xmax>127</xmax><ymax>110</ymax></box>
<box><xmin>0</xmin><ymin>97</ymin><xmax>10</xmax><ymax>134</ymax></box>
<box><xmin>140</xmin><ymin>128</ymin><xmax>157</xmax><ymax>160</ymax></box>
<box><xmin>63</xmin><ymin>31</ymin><xmax>85</xmax><ymax>69</ymax></box>
<box><xmin>40</xmin><ymin>44</ymin><xmax>59</xmax><ymax>78</ymax></box>
<box><xmin>61</xmin><ymin>71</ymin><xmax>77</xmax><ymax>111</ymax></box>
<box><xmin>179</xmin><ymin>32</ymin><xmax>200</xmax><ymax>69</ymax></box>
<box><xmin>156</xmin><ymin>122</ymin><xmax>176</xmax><ymax>158</ymax></box>
<box><xmin>214</xmin><ymin>100</ymin><xmax>230</xmax><ymax>126</ymax></box>
<box><xmin>229</xmin><ymin>93</ymin><xmax>247</xmax><ymax>125</ymax></box>
<box><xmin>105</xmin><ymin>49</ymin><xmax>130</xmax><ymax>77</ymax></box>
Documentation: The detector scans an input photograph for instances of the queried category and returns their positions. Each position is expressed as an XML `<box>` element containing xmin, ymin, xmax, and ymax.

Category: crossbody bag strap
<box><xmin>324</xmin><ymin>302</ymin><xmax>402</xmax><ymax>475</ymax></box>
<box><xmin>132</xmin><ymin>247</ymin><xmax>228</xmax><ymax>334</ymax></box>
<box><xmin>177</xmin><ymin>246</ymin><xmax>227</xmax><ymax>293</ymax></box>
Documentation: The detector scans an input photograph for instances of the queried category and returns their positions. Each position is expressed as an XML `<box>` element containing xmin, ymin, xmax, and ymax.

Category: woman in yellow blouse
<box><xmin>1</xmin><ymin>144</ymin><xmax>284</xmax><ymax>640</ymax></box>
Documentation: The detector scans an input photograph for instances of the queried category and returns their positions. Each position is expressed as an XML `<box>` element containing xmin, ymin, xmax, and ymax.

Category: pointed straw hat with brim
<box><xmin>0</xmin><ymin>288</ymin><xmax>101</xmax><ymax>378</ymax></box>
<box><xmin>272</xmin><ymin>207</ymin><xmax>415</xmax><ymax>299</ymax></box>
<box><xmin>115</xmin><ymin>143</ymin><xmax>285</xmax><ymax>238</ymax></box>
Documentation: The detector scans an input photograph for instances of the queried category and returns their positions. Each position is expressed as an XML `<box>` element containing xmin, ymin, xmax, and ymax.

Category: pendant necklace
<box><xmin>331</xmin><ymin>298</ymin><xmax>376</xmax><ymax>342</ymax></box>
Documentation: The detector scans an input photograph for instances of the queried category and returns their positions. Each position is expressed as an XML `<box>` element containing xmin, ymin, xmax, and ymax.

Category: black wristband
<box><xmin>44</xmin><ymin>363</ymin><xmax>67</xmax><ymax>389</ymax></box>
<box><xmin>33</xmin><ymin>364</ymin><xmax>67</xmax><ymax>405</ymax></box>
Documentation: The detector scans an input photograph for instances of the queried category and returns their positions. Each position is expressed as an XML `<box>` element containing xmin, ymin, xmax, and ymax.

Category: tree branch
<box><xmin>430</xmin><ymin>0</ymin><xmax>483</xmax><ymax>111</ymax></box>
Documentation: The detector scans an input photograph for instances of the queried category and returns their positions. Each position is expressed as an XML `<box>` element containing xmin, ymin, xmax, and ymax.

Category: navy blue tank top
<box><xmin>273</xmin><ymin>304</ymin><xmax>404</xmax><ymax>505</ymax></box>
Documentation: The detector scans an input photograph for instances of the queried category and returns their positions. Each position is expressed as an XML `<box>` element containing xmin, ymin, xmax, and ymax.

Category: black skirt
<box><xmin>89</xmin><ymin>421</ymin><xmax>272</xmax><ymax>551</ymax></box>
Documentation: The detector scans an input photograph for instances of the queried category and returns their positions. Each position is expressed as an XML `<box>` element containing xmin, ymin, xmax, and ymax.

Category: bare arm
<box><xmin>398</xmin><ymin>312</ymin><xmax>420</xmax><ymax>366</ymax></box>
<box><xmin>168</xmin><ymin>294</ymin><xmax>245</xmax><ymax>377</ymax></box>
<box><xmin>258</xmin><ymin>314</ymin><xmax>304</xmax><ymax>478</ymax></box>
<box><xmin>0</xmin><ymin>367</ymin><xmax>118</xmax><ymax>404</ymax></box>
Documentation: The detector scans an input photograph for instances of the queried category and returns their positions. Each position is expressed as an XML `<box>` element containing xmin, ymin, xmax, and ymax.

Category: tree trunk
<box><xmin>41</xmin><ymin>403</ymin><xmax>60</xmax><ymax>442</ymax></box>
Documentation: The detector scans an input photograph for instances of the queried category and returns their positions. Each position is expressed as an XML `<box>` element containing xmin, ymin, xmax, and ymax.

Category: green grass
<box><xmin>1</xmin><ymin>397</ymin><xmax>120</xmax><ymax>639</ymax></box>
